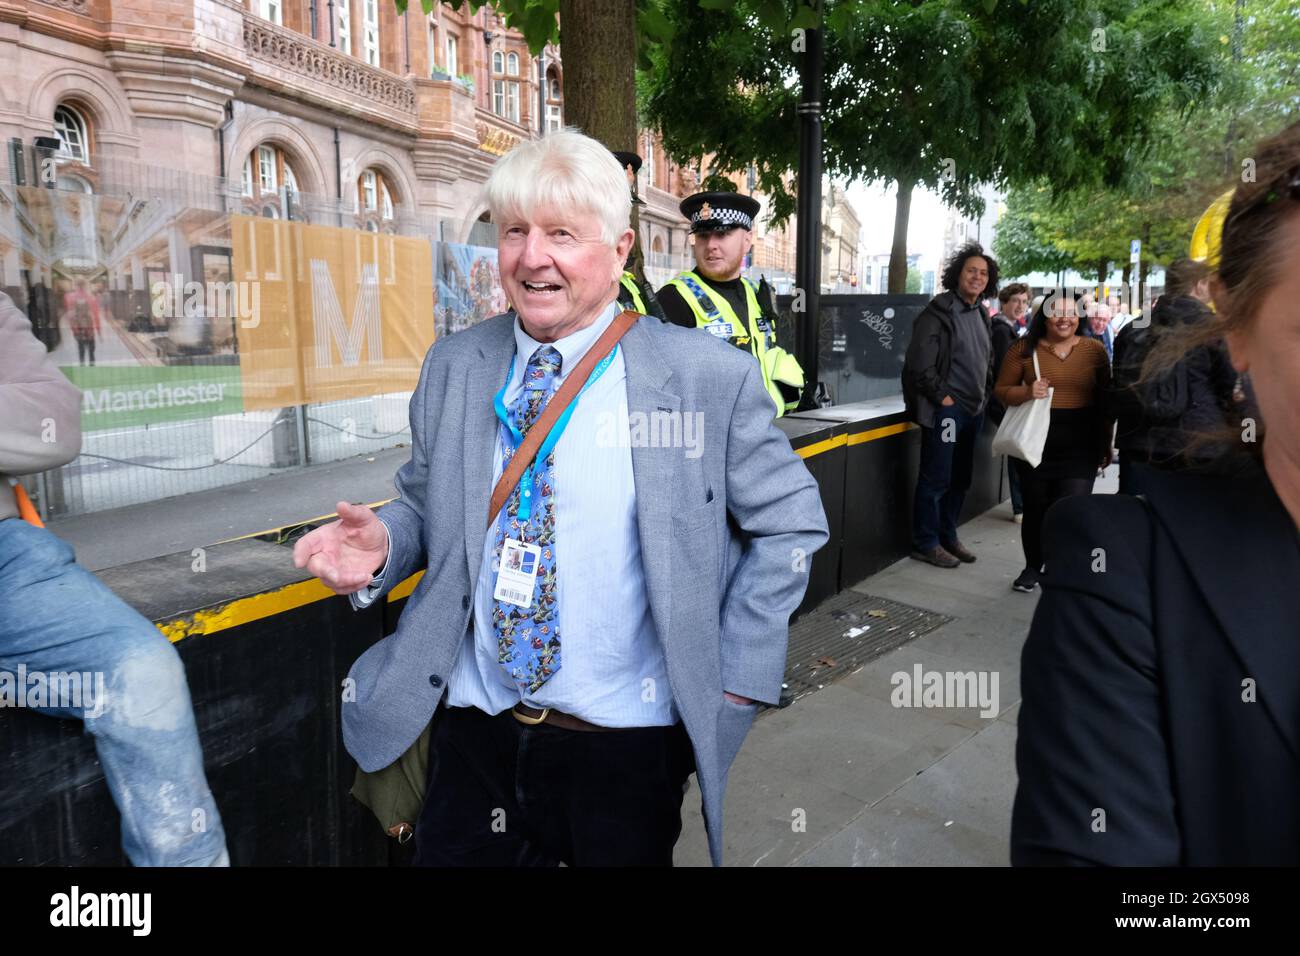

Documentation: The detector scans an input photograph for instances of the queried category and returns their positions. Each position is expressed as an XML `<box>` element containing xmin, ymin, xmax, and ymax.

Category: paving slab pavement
<box><xmin>675</xmin><ymin>465</ymin><xmax>1119</xmax><ymax>866</ymax></box>
<box><xmin>48</xmin><ymin>429</ymin><xmax>1118</xmax><ymax>868</ymax></box>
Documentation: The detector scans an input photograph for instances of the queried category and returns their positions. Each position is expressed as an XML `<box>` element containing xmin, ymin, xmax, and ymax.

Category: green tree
<box><xmin>641</xmin><ymin>0</ymin><xmax>1223</xmax><ymax>292</ymax></box>
<box><xmin>996</xmin><ymin>0</ymin><xmax>1300</xmax><ymax>295</ymax></box>
<box><xmin>991</xmin><ymin>185</ymin><xmax>1076</xmax><ymax>279</ymax></box>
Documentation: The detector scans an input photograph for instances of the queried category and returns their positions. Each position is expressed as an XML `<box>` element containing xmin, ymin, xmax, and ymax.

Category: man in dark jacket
<box><xmin>901</xmin><ymin>243</ymin><xmax>999</xmax><ymax>567</ymax></box>
<box><xmin>1111</xmin><ymin>258</ymin><xmax>1237</xmax><ymax>495</ymax></box>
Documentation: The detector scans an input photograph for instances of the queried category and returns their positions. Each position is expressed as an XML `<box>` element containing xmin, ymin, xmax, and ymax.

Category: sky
<box><xmin>844</xmin><ymin>179</ymin><xmax>953</xmax><ymax>260</ymax></box>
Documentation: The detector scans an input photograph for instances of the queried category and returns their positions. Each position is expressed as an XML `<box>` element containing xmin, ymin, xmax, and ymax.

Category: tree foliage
<box><xmin>640</xmin><ymin>0</ymin><xmax>1223</xmax><ymax>228</ymax></box>
<box><xmin>996</xmin><ymin>0</ymin><xmax>1300</xmax><ymax>279</ymax></box>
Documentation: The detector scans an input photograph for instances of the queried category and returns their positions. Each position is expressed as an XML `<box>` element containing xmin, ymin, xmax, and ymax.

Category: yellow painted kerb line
<box><xmin>795</xmin><ymin>421</ymin><xmax>915</xmax><ymax>458</ymax></box>
<box><xmin>156</xmin><ymin>422</ymin><xmax>913</xmax><ymax>642</ymax></box>
<box><xmin>156</xmin><ymin>570</ymin><xmax>425</xmax><ymax>644</ymax></box>
<box><xmin>849</xmin><ymin>422</ymin><xmax>915</xmax><ymax>445</ymax></box>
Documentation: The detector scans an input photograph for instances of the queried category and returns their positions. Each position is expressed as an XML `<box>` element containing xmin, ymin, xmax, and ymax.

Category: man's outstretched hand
<box><xmin>293</xmin><ymin>501</ymin><xmax>389</xmax><ymax>595</ymax></box>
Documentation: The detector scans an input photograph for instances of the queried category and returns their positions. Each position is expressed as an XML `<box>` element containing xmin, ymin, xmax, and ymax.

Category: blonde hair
<box><xmin>482</xmin><ymin>129</ymin><xmax>631</xmax><ymax>247</ymax></box>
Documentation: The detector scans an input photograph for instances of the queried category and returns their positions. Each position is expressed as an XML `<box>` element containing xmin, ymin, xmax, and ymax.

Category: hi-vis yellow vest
<box><xmin>618</xmin><ymin>272</ymin><xmax>647</xmax><ymax>314</ymax></box>
<box><xmin>667</xmin><ymin>271</ymin><xmax>804</xmax><ymax>416</ymax></box>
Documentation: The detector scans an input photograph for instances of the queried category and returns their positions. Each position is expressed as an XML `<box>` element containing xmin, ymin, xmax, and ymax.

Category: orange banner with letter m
<box><xmin>231</xmin><ymin>214</ymin><xmax>435</xmax><ymax>409</ymax></box>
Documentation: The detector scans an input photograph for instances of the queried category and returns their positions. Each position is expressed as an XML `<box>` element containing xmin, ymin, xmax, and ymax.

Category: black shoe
<box><xmin>910</xmin><ymin>546</ymin><xmax>961</xmax><ymax>569</ymax></box>
<box><xmin>942</xmin><ymin>540</ymin><xmax>977</xmax><ymax>563</ymax></box>
<box><xmin>1012</xmin><ymin>568</ymin><xmax>1039</xmax><ymax>592</ymax></box>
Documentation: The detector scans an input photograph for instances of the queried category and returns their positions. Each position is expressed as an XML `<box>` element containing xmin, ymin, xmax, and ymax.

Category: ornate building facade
<box><xmin>0</xmin><ymin>0</ymin><xmax>693</xmax><ymax>256</ymax></box>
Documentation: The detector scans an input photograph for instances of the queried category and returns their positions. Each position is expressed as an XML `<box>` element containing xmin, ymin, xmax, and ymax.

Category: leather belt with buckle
<box><xmin>512</xmin><ymin>703</ymin><xmax>618</xmax><ymax>733</ymax></box>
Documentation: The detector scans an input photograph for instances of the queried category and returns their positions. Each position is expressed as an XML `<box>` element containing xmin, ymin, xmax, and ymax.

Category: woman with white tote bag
<box><xmin>993</xmin><ymin>293</ymin><xmax>1113</xmax><ymax>592</ymax></box>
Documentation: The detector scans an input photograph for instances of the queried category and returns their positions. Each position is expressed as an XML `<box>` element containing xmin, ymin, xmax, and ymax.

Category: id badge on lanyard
<box><xmin>490</xmin><ymin>343</ymin><xmax>618</xmax><ymax>604</ymax></box>
<box><xmin>494</xmin><ymin>539</ymin><xmax>542</xmax><ymax>607</ymax></box>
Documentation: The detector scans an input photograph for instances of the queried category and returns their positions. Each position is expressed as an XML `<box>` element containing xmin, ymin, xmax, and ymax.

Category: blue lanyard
<box><xmin>493</xmin><ymin>344</ymin><xmax>618</xmax><ymax>522</ymax></box>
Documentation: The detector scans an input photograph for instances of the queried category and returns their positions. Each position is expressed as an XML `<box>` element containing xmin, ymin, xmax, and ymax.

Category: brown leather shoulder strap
<box><xmin>487</xmin><ymin>309</ymin><xmax>640</xmax><ymax>530</ymax></box>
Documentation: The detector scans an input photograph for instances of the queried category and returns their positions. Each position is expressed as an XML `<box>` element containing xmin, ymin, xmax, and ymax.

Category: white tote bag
<box><xmin>991</xmin><ymin>346</ymin><xmax>1053</xmax><ymax>468</ymax></box>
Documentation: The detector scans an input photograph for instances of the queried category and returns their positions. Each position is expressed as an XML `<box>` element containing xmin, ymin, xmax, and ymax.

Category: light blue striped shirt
<box><xmin>361</xmin><ymin>300</ymin><xmax>676</xmax><ymax>727</ymax></box>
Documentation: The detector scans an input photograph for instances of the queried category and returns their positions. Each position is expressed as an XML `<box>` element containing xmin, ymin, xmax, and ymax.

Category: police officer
<box><xmin>610</xmin><ymin>150</ymin><xmax>666</xmax><ymax>321</ymax></box>
<box><xmin>657</xmin><ymin>191</ymin><xmax>804</xmax><ymax>416</ymax></box>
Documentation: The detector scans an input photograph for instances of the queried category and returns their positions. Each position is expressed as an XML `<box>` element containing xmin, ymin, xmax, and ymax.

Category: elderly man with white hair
<box><xmin>294</xmin><ymin>129</ymin><xmax>828</xmax><ymax>866</ymax></box>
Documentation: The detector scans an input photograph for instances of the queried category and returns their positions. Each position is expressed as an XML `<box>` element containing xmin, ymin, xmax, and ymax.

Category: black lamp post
<box><xmin>794</xmin><ymin>18</ymin><xmax>824</xmax><ymax>409</ymax></box>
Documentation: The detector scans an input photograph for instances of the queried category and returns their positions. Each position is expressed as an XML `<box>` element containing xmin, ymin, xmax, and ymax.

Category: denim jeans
<box><xmin>0</xmin><ymin>518</ymin><xmax>228</xmax><ymax>866</ymax></box>
<box><xmin>913</xmin><ymin>403</ymin><xmax>984</xmax><ymax>552</ymax></box>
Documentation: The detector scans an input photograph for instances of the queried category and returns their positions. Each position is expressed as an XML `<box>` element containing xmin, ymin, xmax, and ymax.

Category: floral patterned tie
<box><xmin>493</xmin><ymin>345</ymin><xmax>563</xmax><ymax>693</ymax></box>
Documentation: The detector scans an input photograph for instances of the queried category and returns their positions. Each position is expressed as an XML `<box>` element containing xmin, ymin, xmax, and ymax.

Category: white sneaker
<box><xmin>1012</xmin><ymin>513</ymin><xmax>1023</xmax><ymax>524</ymax></box>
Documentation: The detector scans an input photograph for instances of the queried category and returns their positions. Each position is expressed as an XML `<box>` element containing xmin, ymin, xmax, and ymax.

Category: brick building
<box><xmin>0</xmin><ymin>0</ymin><xmax>694</xmax><ymax>265</ymax></box>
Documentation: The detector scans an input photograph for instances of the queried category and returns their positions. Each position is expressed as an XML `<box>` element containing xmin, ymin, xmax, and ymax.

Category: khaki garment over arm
<box><xmin>0</xmin><ymin>292</ymin><xmax>83</xmax><ymax>521</ymax></box>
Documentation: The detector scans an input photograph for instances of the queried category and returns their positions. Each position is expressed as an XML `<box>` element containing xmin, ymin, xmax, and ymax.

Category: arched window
<box><xmin>492</xmin><ymin>51</ymin><xmax>504</xmax><ymax>73</ymax></box>
<box><xmin>57</xmin><ymin>173</ymin><xmax>93</xmax><ymax>194</ymax></box>
<box><xmin>54</xmin><ymin>105</ymin><xmax>89</xmax><ymax>163</ymax></box>
<box><xmin>357</xmin><ymin>167</ymin><xmax>397</xmax><ymax>232</ymax></box>
<box><xmin>257</xmin><ymin>144</ymin><xmax>278</xmax><ymax>194</ymax></box>
<box><xmin>506</xmin><ymin>52</ymin><xmax>519</xmax><ymax>76</ymax></box>
<box><xmin>241</xmin><ymin>144</ymin><xmax>300</xmax><ymax>219</ymax></box>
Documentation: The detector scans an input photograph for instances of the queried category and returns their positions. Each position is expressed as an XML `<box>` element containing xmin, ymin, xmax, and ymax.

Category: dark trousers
<box><xmin>412</xmin><ymin>704</ymin><xmax>695</xmax><ymax>867</ymax></box>
<box><xmin>1006</xmin><ymin>456</ymin><xmax>1024</xmax><ymax>514</ymax></box>
<box><xmin>75</xmin><ymin>332</ymin><xmax>95</xmax><ymax>365</ymax></box>
<box><xmin>1013</xmin><ymin>459</ymin><xmax>1094</xmax><ymax>571</ymax></box>
<box><xmin>913</xmin><ymin>403</ymin><xmax>983</xmax><ymax>551</ymax></box>
<box><xmin>1119</xmin><ymin>455</ymin><xmax>1156</xmax><ymax>496</ymax></box>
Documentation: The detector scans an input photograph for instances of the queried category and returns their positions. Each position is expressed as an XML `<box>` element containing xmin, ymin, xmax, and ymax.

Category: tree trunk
<box><xmin>888</xmin><ymin>176</ymin><xmax>914</xmax><ymax>294</ymax></box>
<box><xmin>558</xmin><ymin>0</ymin><xmax>646</xmax><ymax>281</ymax></box>
<box><xmin>1097</xmin><ymin>258</ymin><xmax>1107</xmax><ymax>287</ymax></box>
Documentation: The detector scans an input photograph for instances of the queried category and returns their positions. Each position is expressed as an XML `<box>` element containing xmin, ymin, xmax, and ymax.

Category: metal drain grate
<box><xmin>781</xmin><ymin>590</ymin><xmax>953</xmax><ymax>705</ymax></box>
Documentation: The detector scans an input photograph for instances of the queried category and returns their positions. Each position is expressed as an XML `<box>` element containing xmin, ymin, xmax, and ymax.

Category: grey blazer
<box><xmin>342</xmin><ymin>310</ymin><xmax>829</xmax><ymax>865</ymax></box>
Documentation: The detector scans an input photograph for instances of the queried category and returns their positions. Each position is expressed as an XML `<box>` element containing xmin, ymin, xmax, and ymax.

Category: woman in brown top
<box><xmin>995</xmin><ymin>291</ymin><xmax>1113</xmax><ymax>591</ymax></box>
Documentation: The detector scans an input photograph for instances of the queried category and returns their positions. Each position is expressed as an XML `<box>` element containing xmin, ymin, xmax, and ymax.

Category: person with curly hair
<box><xmin>901</xmin><ymin>242</ymin><xmax>1000</xmax><ymax>568</ymax></box>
